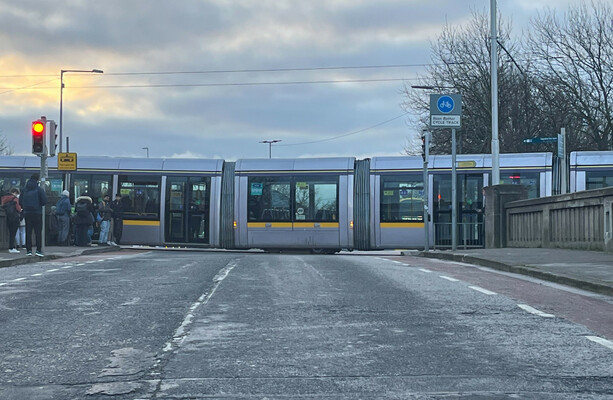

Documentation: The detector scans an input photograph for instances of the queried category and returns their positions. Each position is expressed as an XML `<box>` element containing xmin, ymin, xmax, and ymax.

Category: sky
<box><xmin>0</xmin><ymin>0</ymin><xmax>578</xmax><ymax>161</ymax></box>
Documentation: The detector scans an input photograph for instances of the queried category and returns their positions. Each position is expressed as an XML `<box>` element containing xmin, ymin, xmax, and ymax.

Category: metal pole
<box><xmin>142</xmin><ymin>147</ymin><xmax>149</xmax><ymax>158</ymax></box>
<box><xmin>59</xmin><ymin>70</ymin><xmax>64</xmax><ymax>154</ymax></box>
<box><xmin>452</xmin><ymin>128</ymin><xmax>457</xmax><ymax>251</ymax></box>
<box><xmin>268</xmin><ymin>143</ymin><xmax>272</xmax><ymax>159</ymax></box>
<box><xmin>423</xmin><ymin>130</ymin><xmax>430</xmax><ymax>251</ymax></box>
<box><xmin>491</xmin><ymin>0</ymin><xmax>500</xmax><ymax>185</ymax></box>
<box><xmin>560</xmin><ymin>127</ymin><xmax>567</xmax><ymax>194</ymax></box>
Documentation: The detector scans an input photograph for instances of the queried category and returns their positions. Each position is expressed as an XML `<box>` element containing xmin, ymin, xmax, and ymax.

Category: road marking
<box><xmin>469</xmin><ymin>286</ymin><xmax>497</xmax><ymax>295</ymax></box>
<box><xmin>440</xmin><ymin>275</ymin><xmax>460</xmax><ymax>282</ymax></box>
<box><xmin>0</xmin><ymin>283</ymin><xmax>6</xmax><ymax>286</ymax></box>
<box><xmin>517</xmin><ymin>304</ymin><xmax>555</xmax><ymax>318</ymax></box>
<box><xmin>418</xmin><ymin>268</ymin><xmax>433</xmax><ymax>273</ymax></box>
<box><xmin>61</xmin><ymin>266</ymin><xmax>73</xmax><ymax>269</ymax></box>
<box><xmin>12</xmin><ymin>277</ymin><xmax>26</xmax><ymax>282</ymax></box>
<box><xmin>586</xmin><ymin>336</ymin><xmax>613</xmax><ymax>351</ymax></box>
<box><xmin>76</xmin><ymin>263</ymin><xmax>85</xmax><ymax>266</ymax></box>
<box><xmin>31</xmin><ymin>273</ymin><xmax>43</xmax><ymax>277</ymax></box>
<box><xmin>46</xmin><ymin>269</ymin><xmax>59</xmax><ymax>273</ymax></box>
<box><xmin>162</xmin><ymin>260</ymin><xmax>238</xmax><ymax>353</ymax></box>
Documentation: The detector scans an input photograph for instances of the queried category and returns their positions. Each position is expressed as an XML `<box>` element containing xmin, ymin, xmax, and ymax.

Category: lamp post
<box><xmin>491</xmin><ymin>0</ymin><xmax>500</xmax><ymax>185</ymax></box>
<box><xmin>59</xmin><ymin>69</ymin><xmax>104</xmax><ymax>153</ymax></box>
<box><xmin>259</xmin><ymin>140</ymin><xmax>281</xmax><ymax>158</ymax></box>
<box><xmin>142</xmin><ymin>147</ymin><xmax>149</xmax><ymax>158</ymax></box>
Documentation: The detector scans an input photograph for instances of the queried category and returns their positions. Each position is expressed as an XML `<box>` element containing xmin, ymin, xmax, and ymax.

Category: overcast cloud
<box><xmin>0</xmin><ymin>0</ymin><xmax>579</xmax><ymax>160</ymax></box>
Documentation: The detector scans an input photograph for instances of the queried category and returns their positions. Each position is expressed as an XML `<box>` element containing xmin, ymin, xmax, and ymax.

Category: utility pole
<box><xmin>491</xmin><ymin>0</ymin><xmax>500</xmax><ymax>185</ymax></box>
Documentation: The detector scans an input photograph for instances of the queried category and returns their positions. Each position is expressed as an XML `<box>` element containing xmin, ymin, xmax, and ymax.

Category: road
<box><xmin>0</xmin><ymin>250</ymin><xmax>611</xmax><ymax>399</ymax></box>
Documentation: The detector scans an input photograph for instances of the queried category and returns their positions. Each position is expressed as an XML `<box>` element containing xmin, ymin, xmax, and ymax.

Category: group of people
<box><xmin>71</xmin><ymin>192</ymin><xmax>124</xmax><ymax>247</ymax></box>
<box><xmin>1</xmin><ymin>174</ymin><xmax>124</xmax><ymax>256</ymax></box>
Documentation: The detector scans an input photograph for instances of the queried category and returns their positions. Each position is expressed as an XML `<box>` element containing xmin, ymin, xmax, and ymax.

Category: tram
<box><xmin>0</xmin><ymin>152</ymin><xmax>554</xmax><ymax>251</ymax></box>
<box><xmin>570</xmin><ymin>151</ymin><xmax>613</xmax><ymax>192</ymax></box>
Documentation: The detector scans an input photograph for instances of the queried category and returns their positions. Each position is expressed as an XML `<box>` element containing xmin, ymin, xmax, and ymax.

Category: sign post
<box><xmin>430</xmin><ymin>94</ymin><xmax>462</xmax><ymax>251</ymax></box>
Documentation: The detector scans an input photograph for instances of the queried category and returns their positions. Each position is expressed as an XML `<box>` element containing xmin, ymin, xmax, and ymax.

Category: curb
<box><xmin>411</xmin><ymin>250</ymin><xmax>613</xmax><ymax>297</ymax></box>
<box><xmin>0</xmin><ymin>246</ymin><xmax>120</xmax><ymax>269</ymax></box>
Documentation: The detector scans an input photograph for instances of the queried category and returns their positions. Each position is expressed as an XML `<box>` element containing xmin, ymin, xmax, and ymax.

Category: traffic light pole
<box><xmin>422</xmin><ymin>130</ymin><xmax>430</xmax><ymax>251</ymax></box>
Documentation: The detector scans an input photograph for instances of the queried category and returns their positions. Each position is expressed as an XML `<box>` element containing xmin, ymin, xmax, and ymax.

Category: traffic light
<box><xmin>48</xmin><ymin>121</ymin><xmax>57</xmax><ymax>156</ymax></box>
<box><xmin>421</xmin><ymin>133</ymin><xmax>426</xmax><ymax>160</ymax></box>
<box><xmin>32</xmin><ymin>120</ymin><xmax>46</xmax><ymax>154</ymax></box>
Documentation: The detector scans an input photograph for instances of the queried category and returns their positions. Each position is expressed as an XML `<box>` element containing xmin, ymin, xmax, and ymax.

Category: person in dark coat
<box><xmin>74</xmin><ymin>195</ymin><xmax>94</xmax><ymax>246</ymax></box>
<box><xmin>1</xmin><ymin>188</ymin><xmax>22</xmax><ymax>253</ymax></box>
<box><xmin>19</xmin><ymin>174</ymin><xmax>47</xmax><ymax>257</ymax></box>
<box><xmin>111</xmin><ymin>194</ymin><xmax>124</xmax><ymax>245</ymax></box>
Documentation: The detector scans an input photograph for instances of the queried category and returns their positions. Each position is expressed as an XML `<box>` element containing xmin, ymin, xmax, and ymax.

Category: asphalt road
<box><xmin>0</xmin><ymin>250</ymin><xmax>611</xmax><ymax>399</ymax></box>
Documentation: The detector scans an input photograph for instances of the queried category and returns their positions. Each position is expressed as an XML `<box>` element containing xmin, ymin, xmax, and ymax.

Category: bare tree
<box><xmin>528</xmin><ymin>1</ymin><xmax>613</xmax><ymax>150</ymax></box>
<box><xmin>401</xmin><ymin>11</ymin><xmax>541</xmax><ymax>155</ymax></box>
<box><xmin>0</xmin><ymin>134</ymin><xmax>13</xmax><ymax>155</ymax></box>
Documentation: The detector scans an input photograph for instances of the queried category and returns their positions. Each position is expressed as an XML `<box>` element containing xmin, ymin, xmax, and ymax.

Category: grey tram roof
<box><xmin>0</xmin><ymin>156</ymin><xmax>224</xmax><ymax>173</ymax></box>
<box><xmin>371</xmin><ymin>152</ymin><xmax>553</xmax><ymax>172</ymax></box>
<box><xmin>234</xmin><ymin>157</ymin><xmax>356</xmax><ymax>173</ymax></box>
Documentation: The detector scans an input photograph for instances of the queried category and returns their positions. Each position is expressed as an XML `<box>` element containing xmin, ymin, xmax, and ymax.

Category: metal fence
<box><xmin>433</xmin><ymin>222</ymin><xmax>484</xmax><ymax>249</ymax></box>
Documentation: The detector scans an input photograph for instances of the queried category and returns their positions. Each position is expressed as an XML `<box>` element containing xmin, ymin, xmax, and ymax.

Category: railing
<box><xmin>434</xmin><ymin>222</ymin><xmax>484</xmax><ymax>249</ymax></box>
<box><xmin>505</xmin><ymin>187</ymin><xmax>613</xmax><ymax>252</ymax></box>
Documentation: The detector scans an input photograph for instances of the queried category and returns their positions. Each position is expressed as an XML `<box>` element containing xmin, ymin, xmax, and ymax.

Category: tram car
<box><xmin>0</xmin><ymin>152</ymin><xmax>554</xmax><ymax>251</ymax></box>
<box><xmin>570</xmin><ymin>151</ymin><xmax>613</xmax><ymax>192</ymax></box>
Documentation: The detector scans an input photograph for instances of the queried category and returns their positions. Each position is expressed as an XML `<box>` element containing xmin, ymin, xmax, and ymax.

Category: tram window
<box><xmin>294</xmin><ymin>176</ymin><xmax>338</xmax><ymax>222</ymax></box>
<box><xmin>380</xmin><ymin>176</ymin><xmax>424</xmax><ymax>222</ymax></box>
<box><xmin>119</xmin><ymin>175</ymin><xmax>160</xmax><ymax>220</ymax></box>
<box><xmin>499</xmin><ymin>172</ymin><xmax>539</xmax><ymax>198</ymax></box>
<box><xmin>43</xmin><ymin>175</ymin><xmax>64</xmax><ymax>205</ymax></box>
<box><xmin>73</xmin><ymin>175</ymin><xmax>113</xmax><ymax>205</ymax></box>
<box><xmin>248</xmin><ymin>177</ymin><xmax>290</xmax><ymax>222</ymax></box>
<box><xmin>586</xmin><ymin>171</ymin><xmax>613</xmax><ymax>190</ymax></box>
<box><xmin>0</xmin><ymin>174</ymin><xmax>24</xmax><ymax>194</ymax></box>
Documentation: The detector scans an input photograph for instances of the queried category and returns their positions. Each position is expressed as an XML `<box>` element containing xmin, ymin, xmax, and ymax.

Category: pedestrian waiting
<box><xmin>2</xmin><ymin>188</ymin><xmax>22</xmax><ymax>254</ymax></box>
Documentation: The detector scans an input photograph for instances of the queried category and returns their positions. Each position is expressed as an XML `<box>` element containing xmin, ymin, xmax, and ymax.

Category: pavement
<box><xmin>0</xmin><ymin>245</ymin><xmax>120</xmax><ymax>268</ymax></box>
<box><xmin>405</xmin><ymin>248</ymin><xmax>613</xmax><ymax>297</ymax></box>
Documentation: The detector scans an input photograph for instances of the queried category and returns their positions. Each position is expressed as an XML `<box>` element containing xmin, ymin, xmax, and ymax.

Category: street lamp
<box><xmin>259</xmin><ymin>140</ymin><xmax>281</xmax><ymax>159</ymax></box>
<box><xmin>59</xmin><ymin>68</ymin><xmax>104</xmax><ymax>153</ymax></box>
<box><xmin>142</xmin><ymin>147</ymin><xmax>149</xmax><ymax>158</ymax></box>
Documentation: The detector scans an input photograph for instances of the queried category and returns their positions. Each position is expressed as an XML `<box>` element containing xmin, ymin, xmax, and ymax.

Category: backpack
<box><xmin>3</xmin><ymin>198</ymin><xmax>20</xmax><ymax>224</ymax></box>
<box><xmin>76</xmin><ymin>201</ymin><xmax>89</xmax><ymax>217</ymax></box>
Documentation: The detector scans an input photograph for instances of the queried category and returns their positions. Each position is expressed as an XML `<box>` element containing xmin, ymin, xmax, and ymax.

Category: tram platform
<box><xmin>0</xmin><ymin>245</ymin><xmax>119</xmax><ymax>269</ymax></box>
<box><xmin>409</xmin><ymin>248</ymin><xmax>613</xmax><ymax>297</ymax></box>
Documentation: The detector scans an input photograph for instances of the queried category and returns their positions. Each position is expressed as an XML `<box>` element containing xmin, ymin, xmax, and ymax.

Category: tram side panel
<box><xmin>370</xmin><ymin>172</ymin><xmax>426</xmax><ymax>249</ymax></box>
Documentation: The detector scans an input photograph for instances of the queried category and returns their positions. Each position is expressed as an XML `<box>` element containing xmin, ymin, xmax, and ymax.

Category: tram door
<box><xmin>432</xmin><ymin>174</ymin><xmax>484</xmax><ymax>247</ymax></box>
<box><xmin>166</xmin><ymin>177</ymin><xmax>211</xmax><ymax>244</ymax></box>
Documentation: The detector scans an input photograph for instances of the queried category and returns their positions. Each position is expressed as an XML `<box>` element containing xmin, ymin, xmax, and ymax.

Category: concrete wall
<box><xmin>504</xmin><ymin>187</ymin><xmax>613</xmax><ymax>252</ymax></box>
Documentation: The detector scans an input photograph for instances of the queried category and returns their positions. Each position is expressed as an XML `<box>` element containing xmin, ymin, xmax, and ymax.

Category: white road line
<box><xmin>469</xmin><ymin>286</ymin><xmax>497</xmax><ymax>295</ymax></box>
<box><xmin>517</xmin><ymin>304</ymin><xmax>555</xmax><ymax>318</ymax></box>
<box><xmin>418</xmin><ymin>268</ymin><xmax>433</xmax><ymax>273</ymax></box>
<box><xmin>46</xmin><ymin>269</ymin><xmax>59</xmax><ymax>273</ymax></box>
<box><xmin>162</xmin><ymin>260</ymin><xmax>238</xmax><ymax>353</ymax></box>
<box><xmin>440</xmin><ymin>275</ymin><xmax>460</xmax><ymax>282</ymax></box>
<box><xmin>0</xmin><ymin>283</ymin><xmax>7</xmax><ymax>286</ymax></box>
<box><xmin>31</xmin><ymin>273</ymin><xmax>43</xmax><ymax>277</ymax></box>
<box><xmin>76</xmin><ymin>263</ymin><xmax>86</xmax><ymax>266</ymax></box>
<box><xmin>61</xmin><ymin>266</ymin><xmax>73</xmax><ymax>269</ymax></box>
<box><xmin>586</xmin><ymin>336</ymin><xmax>613</xmax><ymax>351</ymax></box>
<box><xmin>12</xmin><ymin>278</ymin><xmax>27</xmax><ymax>282</ymax></box>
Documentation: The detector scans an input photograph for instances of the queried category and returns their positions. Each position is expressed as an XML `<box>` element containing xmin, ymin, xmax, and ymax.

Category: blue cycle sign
<box><xmin>430</xmin><ymin>94</ymin><xmax>462</xmax><ymax>127</ymax></box>
<box><xmin>437</xmin><ymin>96</ymin><xmax>455</xmax><ymax>113</ymax></box>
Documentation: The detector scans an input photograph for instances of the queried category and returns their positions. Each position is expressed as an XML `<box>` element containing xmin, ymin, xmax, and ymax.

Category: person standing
<box><xmin>19</xmin><ymin>174</ymin><xmax>47</xmax><ymax>257</ymax></box>
<box><xmin>98</xmin><ymin>195</ymin><xmax>113</xmax><ymax>245</ymax></box>
<box><xmin>55</xmin><ymin>190</ymin><xmax>71</xmax><ymax>245</ymax></box>
<box><xmin>74</xmin><ymin>194</ymin><xmax>93</xmax><ymax>246</ymax></box>
<box><xmin>111</xmin><ymin>194</ymin><xmax>123</xmax><ymax>245</ymax></box>
<box><xmin>2</xmin><ymin>188</ymin><xmax>22</xmax><ymax>254</ymax></box>
<box><xmin>15</xmin><ymin>193</ymin><xmax>26</xmax><ymax>250</ymax></box>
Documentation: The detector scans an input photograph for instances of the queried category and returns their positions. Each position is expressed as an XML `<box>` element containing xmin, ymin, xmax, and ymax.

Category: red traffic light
<box><xmin>32</xmin><ymin>121</ymin><xmax>45</xmax><ymax>135</ymax></box>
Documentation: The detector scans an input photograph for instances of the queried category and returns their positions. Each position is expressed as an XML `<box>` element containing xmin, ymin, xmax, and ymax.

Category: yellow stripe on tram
<box><xmin>293</xmin><ymin>222</ymin><xmax>339</xmax><ymax>228</ymax></box>
<box><xmin>247</xmin><ymin>222</ymin><xmax>340</xmax><ymax>228</ymax></box>
<box><xmin>380</xmin><ymin>222</ymin><xmax>425</xmax><ymax>228</ymax></box>
<box><xmin>124</xmin><ymin>220</ymin><xmax>161</xmax><ymax>226</ymax></box>
<box><xmin>247</xmin><ymin>222</ymin><xmax>293</xmax><ymax>228</ymax></box>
